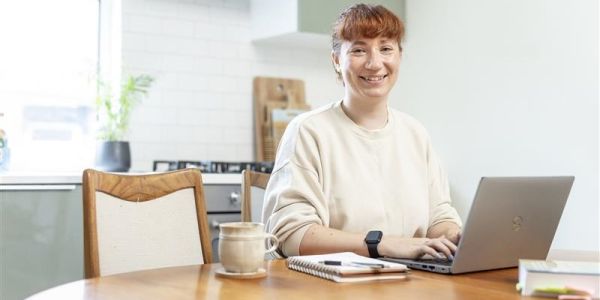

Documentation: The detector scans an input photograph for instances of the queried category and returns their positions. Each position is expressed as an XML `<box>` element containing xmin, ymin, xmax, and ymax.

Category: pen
<box><xmin>320</xmin><ymin>260</ymin><xmax>386</xmax><ymax>268</ymax></box>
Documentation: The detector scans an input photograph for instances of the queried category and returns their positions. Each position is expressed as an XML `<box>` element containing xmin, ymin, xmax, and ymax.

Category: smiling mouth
<box><xmin>360</xmin><ymin>74</ymin><xmax>388</xmax><ymax>82</ymax></box>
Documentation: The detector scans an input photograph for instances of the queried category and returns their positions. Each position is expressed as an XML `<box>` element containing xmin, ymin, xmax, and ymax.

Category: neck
<box><xmin>341</xmin><ymin>95</ymin><xmax>388</xmax><ymax>130</ymax></box>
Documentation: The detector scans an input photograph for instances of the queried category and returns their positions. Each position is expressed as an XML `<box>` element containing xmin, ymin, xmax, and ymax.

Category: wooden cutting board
<box><xmin>253</xmin><ymin>77</ymin><xmax>309</xmax><ymax>161</ymax></box>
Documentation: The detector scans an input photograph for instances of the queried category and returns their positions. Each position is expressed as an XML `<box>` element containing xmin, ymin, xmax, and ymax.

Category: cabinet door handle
<box><xmin>0</xmin><ymin>184</ymin><xmax>77</xmax><ymax>191</ymax></box>
<box><xmin>229</xmin><ymin>191</ymin><xmax>240</xmax><ymax>205</ymax></box>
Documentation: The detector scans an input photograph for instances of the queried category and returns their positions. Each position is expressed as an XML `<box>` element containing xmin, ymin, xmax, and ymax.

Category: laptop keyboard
<box><xmin>416</xmin><ymin>258</ymin><xmax>453</xmax><ymax>266</ymax></box>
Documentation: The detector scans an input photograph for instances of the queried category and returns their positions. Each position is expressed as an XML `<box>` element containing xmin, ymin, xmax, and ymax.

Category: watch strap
<box><xmin>367</xmin><ymin>242</ymin><xmax>380</xmax><ymax>258</ymax></box>
<box><xmin>365</xmin><ymin>230</ymin><xmax>382</xmax><ymax>258</ymax></box>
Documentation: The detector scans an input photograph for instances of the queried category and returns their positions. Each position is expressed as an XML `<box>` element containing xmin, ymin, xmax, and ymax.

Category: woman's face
<box><xmin>333</xmin><ymin>36</ymin><xmax>401</xmax><ymax>101</ymax></box>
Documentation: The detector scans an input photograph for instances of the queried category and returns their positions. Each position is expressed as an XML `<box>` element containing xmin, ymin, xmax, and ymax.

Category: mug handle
<box><xmin>264</xmin><ymin>233</ymin><xmax>279</xmax><ymax>254</ymax></box>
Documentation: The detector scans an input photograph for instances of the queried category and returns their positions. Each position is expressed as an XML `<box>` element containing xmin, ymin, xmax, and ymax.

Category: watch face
<box><xmin>366</xmin><ymin>230</ymin><xmax>383</xmax><ymax>243</ymax></box>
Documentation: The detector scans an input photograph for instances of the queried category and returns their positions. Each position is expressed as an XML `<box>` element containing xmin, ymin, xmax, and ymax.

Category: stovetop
<box><xmin>153</xmin><ymin>160</ymin><xmax>274</xmax><ymax>174</ymax></box>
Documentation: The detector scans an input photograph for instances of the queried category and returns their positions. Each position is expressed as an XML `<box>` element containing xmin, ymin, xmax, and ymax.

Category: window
<box><xmin>0</xmin><ymin>0</ymin><xmax>100</xmax><ymax>172</ymax></box>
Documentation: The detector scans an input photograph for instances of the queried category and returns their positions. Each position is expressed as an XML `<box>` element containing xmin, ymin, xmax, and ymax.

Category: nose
<box><xmin>365</xmin><ymin>53</ymin><xmax>383</xmax><ymax>70</ymax></box>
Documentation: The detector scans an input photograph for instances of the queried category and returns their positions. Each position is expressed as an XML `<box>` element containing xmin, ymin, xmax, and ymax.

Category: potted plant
<box><xmin>95</xmin><ymin>74</ymin><xmax>154</xmax><ymax>172</ymax></box>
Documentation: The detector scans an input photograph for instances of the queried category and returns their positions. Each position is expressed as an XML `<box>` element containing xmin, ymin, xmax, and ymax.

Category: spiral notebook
<box><xmin>287</xmin><ymin>252</ymin><xmax>408</xmax><ymax>283</ymax></box>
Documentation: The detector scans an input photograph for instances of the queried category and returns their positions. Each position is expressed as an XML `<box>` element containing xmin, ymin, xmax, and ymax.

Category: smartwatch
<box><xmin>364</xmin><ymin>230</ymin><xmax>383</xmax><ymax>258</ymax></box>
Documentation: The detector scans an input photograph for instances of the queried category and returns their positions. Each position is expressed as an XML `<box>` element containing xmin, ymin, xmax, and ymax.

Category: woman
<box><xmin>262</xmin><ymin>4</ymin><xmax>462</xmax><ymax>260</ymax></box>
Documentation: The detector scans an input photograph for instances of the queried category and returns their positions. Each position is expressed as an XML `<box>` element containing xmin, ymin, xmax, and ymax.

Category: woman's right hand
<box><xmin>378</xmin><ymin>236</ymin><xmax>458</xmax><ymax>260</ymax></box>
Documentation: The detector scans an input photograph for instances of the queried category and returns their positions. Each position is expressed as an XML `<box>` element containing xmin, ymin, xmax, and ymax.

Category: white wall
<box><xmin>121</xmin><ymin>0</ymin><xmax>339</xmax><ymax>170</ymax></box>
<box><xmin>395</xmin><ymin>0</ymin><xmax>598</xmax><ymax>251</ymax></box>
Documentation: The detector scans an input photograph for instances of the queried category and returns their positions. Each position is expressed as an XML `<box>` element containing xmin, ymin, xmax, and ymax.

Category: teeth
<box><xmin>363</xmin><ymin>75</ymin><xmax>385</xmax><ymax>81</ymax></box>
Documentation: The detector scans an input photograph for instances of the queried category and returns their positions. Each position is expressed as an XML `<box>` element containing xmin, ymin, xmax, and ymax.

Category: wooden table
<box><xmin>28</xmin><ymin>260</ymin><xmax>545</xmax><ymax>300</ymax></box>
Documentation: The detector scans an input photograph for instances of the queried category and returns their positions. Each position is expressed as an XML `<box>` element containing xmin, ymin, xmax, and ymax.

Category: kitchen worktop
<box><xmin>0</xmin><ymin>171</ymin><xmax>241</xmax><ymax>185</ymax></box>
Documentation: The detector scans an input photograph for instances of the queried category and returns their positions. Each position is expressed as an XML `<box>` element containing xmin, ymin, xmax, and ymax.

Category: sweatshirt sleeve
<box><xmin>426</xmin><ymin>142</ymin><xmax>463</xmax><ymax>228</ymax></box>
<box><xmin>261</xmin><ymin>119</ymin><xmax>328</xmax><ymax>257</ymax></box>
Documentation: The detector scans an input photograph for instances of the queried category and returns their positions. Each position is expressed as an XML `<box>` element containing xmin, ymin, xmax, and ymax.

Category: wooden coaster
<box><xmin>215</xmin><ymin>267</ymin><xmax>267</xmax><ymax>279</ymax></box>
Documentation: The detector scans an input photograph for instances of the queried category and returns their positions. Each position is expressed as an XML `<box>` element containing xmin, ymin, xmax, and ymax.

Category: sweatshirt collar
<box><xmin>333</xmin><ymin>100</ymin><xmax>393</xmax><ymax>139</ymax></box>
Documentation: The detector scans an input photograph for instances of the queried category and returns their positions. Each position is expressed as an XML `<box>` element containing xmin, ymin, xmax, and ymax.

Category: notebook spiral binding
<box><xmin>287</xmin><ymin>258</ymin><xmax>339</xmax><ymax>281</ymax></box>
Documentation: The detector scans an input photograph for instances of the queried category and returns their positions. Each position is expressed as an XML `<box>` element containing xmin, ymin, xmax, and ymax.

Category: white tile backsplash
<box><xmin>161</xmin><ymin>18</ymin><xmax>196</xmax><ymax>37</ymax></box>
<box><xmin>125</xmin><ymin>14</ymin><xmax>164</xmax><ymax>34</ymax></box>
<box><xmin>123</xmin><ymin>0</ymin><xmax>339</xmax><ymax>171</ymax></box>
<box><xmin>178</xmin><ymin>73</ymin><xmax>211</xmax><ymax>91</ymax></box>
<box><xmin>206</xmin><ymin>144</ymin><xmax>237</xmax><ymax>160</ymax></box>
<box><xmin>176</xmin><ymin>109</ymin><xmax>210</xmax><ymax>126</ymax></box>
<box><xmin>208</xmin><ymin>40</ymin><xmax>239</xmax><ymax>59</ymax></box>
<box><xmin>175</xmin><ymin>143</ymin><xmax>209</xmax><ymax>160</ymax></box>
<box><xmin>194</xmin><ymin>22</ymin><xmax>224</xmax><ymax>40</ymax></box>
<box><xmin>177</xmin><ymin>3</ymin><xmax>211</xmax><ymax>22</ymax></box>
<box><xmin>195</xmin><ymin>59</ymin><xmax>224</xmax><ymax>76</ymax></box>
<box><xmin>138</xmin><ymin>0</ymin><xmax>180</xmax><ymax>18</ymax></box>
<box><xmin>122</xmin><ymin>32</ymin><xmax>147</xmax><ymax>51</ymax></box>
<box><xmin>161</xmin><ymin>54</ymin><xmax>198</xmax><ymax>72</ymax></box>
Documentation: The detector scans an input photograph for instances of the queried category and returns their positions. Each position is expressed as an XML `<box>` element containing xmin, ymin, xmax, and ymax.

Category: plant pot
<box><xmin>95</xmin><ymin>141</ymin><xmax>131</xmax><ymax>172</ymax></box>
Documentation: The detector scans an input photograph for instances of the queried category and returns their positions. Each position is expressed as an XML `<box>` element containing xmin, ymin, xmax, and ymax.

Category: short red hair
<box><xmin>331</xmin><ymin>4</ymin><xmax>405</xmax><ymax>55</ymax></box>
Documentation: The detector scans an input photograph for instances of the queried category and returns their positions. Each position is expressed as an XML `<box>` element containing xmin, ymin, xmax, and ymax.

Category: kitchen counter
<box><xmin>0</xmin><ymin>172</ymin><xmax>241</xmax><ymax>185</ymax></box>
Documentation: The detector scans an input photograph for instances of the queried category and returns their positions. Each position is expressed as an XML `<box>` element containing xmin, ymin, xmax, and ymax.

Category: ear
<box><xmin>331</xmin><ymin>51</ymin><xmax>340</xmax><ymax>70</ymax></box>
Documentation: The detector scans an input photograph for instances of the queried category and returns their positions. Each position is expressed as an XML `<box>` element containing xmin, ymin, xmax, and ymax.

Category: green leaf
<box><xmin>95</xmin><ymin>74</ymin><xmax>154</xmax><ymax>141</ymax></box>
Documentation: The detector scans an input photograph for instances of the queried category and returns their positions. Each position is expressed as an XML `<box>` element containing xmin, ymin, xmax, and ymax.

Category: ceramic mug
<box><xmin>218</xmin><ymin>222</ymin><xmax>279</xmax><ymax>274</ymax></box>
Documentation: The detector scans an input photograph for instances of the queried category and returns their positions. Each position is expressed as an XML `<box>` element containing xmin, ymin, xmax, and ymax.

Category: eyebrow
<box><xmin>350</xmin><ymin>39</ymin><xmax>395</xmax><ymax>46</ymax></box>
<box><xmin>350</xmin><ymin>40</ymin><xmax>368</xmax><ymax>46</ymax></box>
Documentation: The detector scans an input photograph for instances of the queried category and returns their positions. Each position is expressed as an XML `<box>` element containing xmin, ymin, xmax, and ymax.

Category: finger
<box><xmin>426</xmin><ymin>239</ymin><xmax>453</xmax><ymax>259</ymax></box>
<box><xmin>418</xmin><ymin>245</ymin><xmax>442</xmax><ymax>259</ymax></box>
<box><xmin>448</xmin><ymin>230</ymin><xmax>461</xmax><ymax>244</ymax></box>
<box><xmin>440</xmin><ymin>238</ymin><xmax>458</xmax><ymax>253</ymax></box>
<box><xmin>438</xmin><ymin>239</ymin><xmax>457</xmax><ymax>261</ymax></box>
<box><xmin>434</xmin><ymin>239</ymin><xmax>457</xmax><ymax>259</ymax></box>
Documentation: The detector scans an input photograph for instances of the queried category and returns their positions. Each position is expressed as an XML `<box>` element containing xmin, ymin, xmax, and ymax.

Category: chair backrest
<box><xmin>82</xmin><ymin>168</ymin><xmax>212</xmax><ymax>278</ymax></box>
<box><xmin>241</xmin><ymin>170</ymin><xmax>270</xmax><ymax>222</ymax></box>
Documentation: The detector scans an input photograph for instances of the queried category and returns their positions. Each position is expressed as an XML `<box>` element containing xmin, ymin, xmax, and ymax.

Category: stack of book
<box><xmin>518</xmin><ymin>259</ymin><xmax>600</xmax><ymax>298</ymax></box>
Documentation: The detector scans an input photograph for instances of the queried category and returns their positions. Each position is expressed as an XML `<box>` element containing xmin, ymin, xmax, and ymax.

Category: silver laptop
<box><xmin>381</xmin><ymin>176</ymin><xmax>574</xmax><ymax>274</ymax></box>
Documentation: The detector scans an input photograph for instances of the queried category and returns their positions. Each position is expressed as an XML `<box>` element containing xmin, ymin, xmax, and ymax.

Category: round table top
<box><xmin>28</xmin><ymin>260</ymin><xmax>542</xmax><ymax>300</ymax></box>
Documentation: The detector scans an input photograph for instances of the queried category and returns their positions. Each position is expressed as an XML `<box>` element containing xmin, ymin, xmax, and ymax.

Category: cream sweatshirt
<box><xmin>262</xmin><ymin>100</ymin><xmax>462</xmax><ymax>257</ymax></box>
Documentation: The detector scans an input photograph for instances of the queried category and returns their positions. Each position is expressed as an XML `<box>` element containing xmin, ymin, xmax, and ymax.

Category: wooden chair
<box><xmin>82</xmin><ymin>168</ymin><xmax>212</xmax><ymax>278</ymax></box>
<box><xmin>241</xmin><ymin>170</ymin><xmax>270</xmax><ymax>222</ymax></box>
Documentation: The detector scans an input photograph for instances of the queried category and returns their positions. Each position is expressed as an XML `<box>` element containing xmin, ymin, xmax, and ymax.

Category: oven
<box><xmin>204</xmin><ymin>184</ymin><xmax>242</xmax><ymax>262</ymax></box>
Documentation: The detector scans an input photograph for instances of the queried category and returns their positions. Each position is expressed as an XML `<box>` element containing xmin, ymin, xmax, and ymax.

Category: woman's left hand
<box><xmin>427</xmin><ymin>221</ymin><xmax>462</xmax><ymax>244</ymax></box>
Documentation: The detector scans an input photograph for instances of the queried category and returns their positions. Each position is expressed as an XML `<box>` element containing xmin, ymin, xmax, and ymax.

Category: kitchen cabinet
<box><xmin>0</xmin><ymin>173</ymin><xmax>241</xmax><ymax>300</ymax></box>
<box><xmin>0</xmin><ymin>183</ymin><xmax>83</xmax><ymax>300</ymax></box>
<box><xmin>251</xmin><ymin>0</ymin><xmax>405</xmax><ymax>49</ymax></box>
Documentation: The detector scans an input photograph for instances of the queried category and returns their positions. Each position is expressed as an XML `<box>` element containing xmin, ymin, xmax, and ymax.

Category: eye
<box><xmin>350</xmin><ymin>48</ymin><xmax>366</xmax><ymax>55</ymax></box>
<box><xmin>381</xmin><ymin>46</ymin><xmax>395</xmax><ymax>54</ymax></box>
